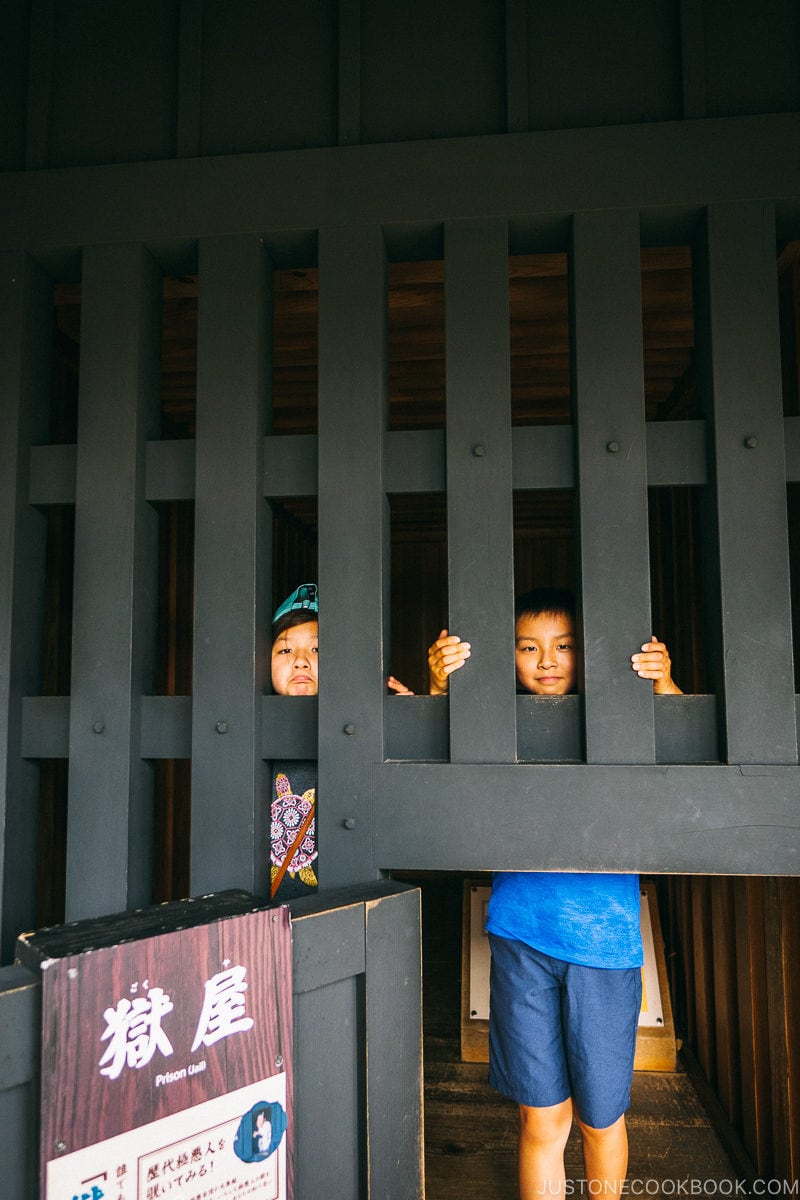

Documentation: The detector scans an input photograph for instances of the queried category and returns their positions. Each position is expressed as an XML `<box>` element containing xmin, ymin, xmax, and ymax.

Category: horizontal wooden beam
<box><xmin>29</xmin><ymin>418</ymin><xmax>733</xmax><ymax>505</ymax></box>
<box><xmin>373</xmin><ymin>760</ymin><xmax>800</xmax><ymax>874</ymax></box>
<box><xmin>2</xmin><ymin>114</ymin><xmax>798</xmax><ymax>254</ymax></box>
<box><xmin>20</xmin><ymin>692</ymin><xmax>730</xmax><ymax>763</ymax></box>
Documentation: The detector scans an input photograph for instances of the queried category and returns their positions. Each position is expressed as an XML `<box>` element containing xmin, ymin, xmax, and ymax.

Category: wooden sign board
<box><xmin>20</xmin><ymin>895</ymin><xmax>293</xmax><ymax>1200</ymax></box>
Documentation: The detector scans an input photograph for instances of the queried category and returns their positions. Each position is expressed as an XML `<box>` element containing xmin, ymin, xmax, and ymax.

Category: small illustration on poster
<box><xmin>233</xmin><ymin>1100</ymin><xmax>288</xmax><ymax>1163</ymax></box>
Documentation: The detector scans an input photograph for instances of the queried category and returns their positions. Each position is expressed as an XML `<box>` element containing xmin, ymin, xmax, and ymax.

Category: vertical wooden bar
<box><xmin>679</xmin><ymin>0</ymin><xmax>708</xmax><ymax>119</ymax></box>
<box><xmin>291</xmin><ymin>901</ymin><xmax>366</xmax><ymax>1200</ymax></box>
<box><xmin>191</xmin><ymin>235</ymin><xmax>270</xmax><ymax>895</ymax></box>
<box><xmin>317</xmin><ymin>224</ymin><xmax>387</xmax><ymax>887</ymax></box>
<box><xmin>779</xmin><ymin>877</ymin><xmax>800</xmax><ymax>1181</ymax></box>
<box><xmin>711</xmin><ymin>877</ymin><xmax>741</xmax><ymax>1127</ymax></box>
<box><xmin>294</xmin><ymin>977</ymin><xmax>364</xmax><ymax>1199</ymax></box>
<box><xmin>675</xmin><ymin>876</ymin><xmax>697</xmax><ymax>1048</ymax></box>
<box><xmin>763</xmin><ymin>876</ymin><xmax>792</xmax><ymax>1177</ymax></box>
<box><xmin>695</xmin><ymin>202</ymin><xmax>797</xmax><ymax>764</ymax></box>
<box><xmin>734</xmin><ymin>877</ymin><xmax>774</xmax><ymax>1175</ymax></box>
<box><xmin>445</xmin><ymin>218</ymin><xmax>516</xmax><ymax>763</ymax></box>
<box><xmin>690</xmin><ymin>875</ymin><xmax>716</xmax><ymax>1084</ymax></box>
<box><xmin>24</xmin><ymin>0</ymin><xmax>56</xmax><ymax>169</ymax></box>
<box><xmin>505</xmin><ymin>0</ymin><xmax>529</xmax><ymax>133</ymax></box>
<box><xmin>365</xmin><ymin>887</ymin><xmax>423</xmax><ymax>1200</ymax></box>
<box><xmin>176</xmin><ymin>0</ymin><xmax>203</xmax><ymax>159</ymax></box>
<box><xmin>338</xmin><ymin>0</ymin><xmax>361</xmax><ymax>145</ymax></box>
<box><xmin>572</xmin><ymin>210</ymin><xmax>655</xmax><ymax>764</ymax></box>
<box><xmin>0</xmin><ymin>966</ymin><xmax>40</xmax><ymax>1200</ymax></box>
<box><xmin>66</xmin><ymin>244</ymin><xmax>161</xmax><ymax>920</ymax></box>
<box><xmin>0</xmin><ymin>253</ymin><xmax>51</xmax><ymax>961</ymax></box>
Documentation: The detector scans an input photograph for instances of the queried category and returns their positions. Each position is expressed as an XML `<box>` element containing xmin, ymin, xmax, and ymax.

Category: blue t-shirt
<box><xmin>485</xmin><ymin>871</ymin><xmax>643</xmax><ymax>969</ymax></box>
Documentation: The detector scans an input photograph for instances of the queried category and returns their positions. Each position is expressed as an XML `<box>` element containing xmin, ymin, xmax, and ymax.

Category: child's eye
<box><xmin>558</xmin><ymin>643</ymin><xmax>574</xmax><ymax>652</ymax></box>
<box><xmin>519</xmin><ymin>644</ymin><xmax>538</xmax><ymax>653</ymax></box>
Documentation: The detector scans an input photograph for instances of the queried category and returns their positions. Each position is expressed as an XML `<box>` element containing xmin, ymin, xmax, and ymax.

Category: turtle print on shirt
<box><xmin>271</xmin><ymin>766</ymin><xmax>318</xmax><ymax>899</ymax></box>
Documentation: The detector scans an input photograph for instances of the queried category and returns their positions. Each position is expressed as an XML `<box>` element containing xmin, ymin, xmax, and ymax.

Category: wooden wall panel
<box><xmin>764</xmin><ymin>882</ymin><xmax>792</xmax><ymax>1171</ymax></box>
<box><xmin>190</xmin><ymin>235</ymin><xmax>270</xmax><ymax>897</ymax></box>
<box><xmin>711</xmin><ymin>877</ymin><xmax>740</xmax><ymax>1127</ymax></box>
<box><xmin>47</xmin><ymin>0</ymin><xmax>179</xmax><ymax>168</ymax></box>
<box><xmin>734</xmin><ymin>877</ymin><xmax>773</xmax><ymax>1175</ymax></box>
<box><xmin>65</xmin><ymin>243</ymin><xmax>162</xmax><ymax>920</ymax></box>
<box><xmin>0</xmin><ymin>253</ymin><xmax>52</xmax><ymax>959</ymax></box>
<box><xmin>779</xmin><ymin>877</ymin><xmax>800</xmax><ymax>1181</ymax></box>
<box><xmin>672</xmin><ymin>875</ymin><xmax>800</xmax><ymax>1183</ymax></box>
<box><xmin>5</xmin><ymin>2</ymin><xmax>800</xmax><ymax>172</ymax></box>
<box><xmin>690</xmin><ymin>877</ymin><xmax>717</xmax><ymax>1085</ymax></box>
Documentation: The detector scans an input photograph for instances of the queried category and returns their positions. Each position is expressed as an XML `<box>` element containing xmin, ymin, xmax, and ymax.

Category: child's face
<box><xmin>271</xmin><ymin>620</ymin><xmax>319</xmax><ymax>695</ymax></box>
<box><xmin>515</xmin><ymin>611</ymin><xmax>577</xmax><ymax>695</ymax></box>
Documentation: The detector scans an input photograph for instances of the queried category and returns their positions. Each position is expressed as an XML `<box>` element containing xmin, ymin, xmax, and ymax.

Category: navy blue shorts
<box><xmin>488</xmin><ymin>933</ymin><xmax>642</xmax><ymax>1130</ymax></box>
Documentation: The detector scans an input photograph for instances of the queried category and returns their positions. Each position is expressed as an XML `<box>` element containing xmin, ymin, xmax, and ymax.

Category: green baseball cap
<box><xmin>272</xmin><ymin>583</ymin><xmax>318</xmax><ymax>623</ymax></box>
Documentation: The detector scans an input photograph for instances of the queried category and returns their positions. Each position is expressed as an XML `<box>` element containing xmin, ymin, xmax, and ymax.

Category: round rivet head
<box><xmin>744</xmin><ymin>435</ymin><xmax>758</xmax><ymax>449</ymax></box>
<box><xmin>216</xmin><ymin>720</ymin><xmax>228</xmax><ymax>734</ymax></box>
<box><xmin>606</xmin><ymin>441</ymin><xmax>620</xmax><ymax>454</ymax></box>
<box><xmin>92</xmin><ymin>720</ymin><xmax>105</xmax><ymax>734</ymax></box>
<box><xmin>472</xmin><ymin>444</ymin><xmax>486</xmax><ymax>457</ymax></box>
<box><xmin>343</xmin><ymin>722</ymin><xmax>355</xmax><ymax>735</ymax></box>
<box><xmin>343</xmin><ymin>817</ymin><xmax>356</xmax><ymax>830</ymax></box>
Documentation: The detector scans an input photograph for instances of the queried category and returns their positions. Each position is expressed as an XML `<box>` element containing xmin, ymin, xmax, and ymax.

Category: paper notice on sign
<box><xmin>46</xmin><ymin>1074</ymin><xmax>287</xmax><ymax>1200</ymax></box>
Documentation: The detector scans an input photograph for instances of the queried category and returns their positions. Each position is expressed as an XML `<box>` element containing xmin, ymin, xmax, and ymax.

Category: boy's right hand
<box><xmin>428</xmin><ymin>629</ymin><xmax>471</xmax><ymax>694</ymax></box>
<box><xmin>631</xmin><ymin>637</ymin><xmax>682</xmax><ymax>694</ymax></box>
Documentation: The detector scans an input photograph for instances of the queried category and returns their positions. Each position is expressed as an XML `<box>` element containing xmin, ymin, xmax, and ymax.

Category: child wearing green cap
<box><xmin>269</xmin><ymin>583</ymin><xmax>319</xmax><ymax>902</ymax></box>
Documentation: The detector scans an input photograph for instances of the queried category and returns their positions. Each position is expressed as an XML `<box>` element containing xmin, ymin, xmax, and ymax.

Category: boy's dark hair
<box><xmin>514</xmin><ymin>586</ymin><xmax>576</xmax><ymax>622</ymax></box>
<box><xmin>272</xmin><ymin>608</ymin><xmax>319</xmax><ymax>641</ymax></box>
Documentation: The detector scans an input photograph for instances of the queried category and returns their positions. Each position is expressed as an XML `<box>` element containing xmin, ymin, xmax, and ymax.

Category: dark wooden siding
<box><xmin>666</xmin><ymin>874</ymin><xmax>800</xmax><ymax>1183</ymax></box>
<box><xmin>0</xmin><ymin>1</ymin><xmax>799</xmax><ymax>170</ymax></box>
<box><xmin>1</xmin><ymin>3</ymin><xmax>800</xmax><ymax>1197</ymax></box>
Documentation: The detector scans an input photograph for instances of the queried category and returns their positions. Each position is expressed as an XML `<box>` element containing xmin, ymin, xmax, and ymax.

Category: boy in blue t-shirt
<box><xmin>425</xmin><ymin>588</ymin><xmax>680</xmax><ymax>1200</ymax></box>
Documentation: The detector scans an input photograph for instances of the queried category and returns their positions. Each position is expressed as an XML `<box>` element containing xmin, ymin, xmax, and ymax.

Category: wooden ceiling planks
<box><xmin>53</xmin><ymin>246</ymin><xmax>701</xmax><ymax>438</ymax></box>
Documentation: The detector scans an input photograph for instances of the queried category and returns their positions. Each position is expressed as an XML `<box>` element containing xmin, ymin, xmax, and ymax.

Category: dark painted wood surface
<box><xmin>572</xmin><ymin>210</ymin><xmax>655</xmax><ymax>764</ymax></box>
<box><xmin>65</xmin><ymin>243</ymin><xmax>162</xmax><ymax>921</ymax></box>
<box><xmin>0</xmin><ymin>251</ymin><xmax>51</xmax><ymax>961</ymax></box>
<box><xmin>190</xmin><ymin>234</ymin><xmax>270</xmax><ymax>897</ymax></box>
<box><xmin>445</xmin><ymin>218</ymin><xmax>516</xmax><ymax>764</ymax></box>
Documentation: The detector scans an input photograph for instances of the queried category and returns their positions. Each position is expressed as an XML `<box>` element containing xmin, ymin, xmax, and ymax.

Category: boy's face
<box><xmin>515</xmin><ymin>611</ymin><xmax>577</xmax><ymax>695</ymax></box>
<box><xmin>271</xmin><ymin>620</ymin><xmax>319</xmax><ymax>695</ymax></box>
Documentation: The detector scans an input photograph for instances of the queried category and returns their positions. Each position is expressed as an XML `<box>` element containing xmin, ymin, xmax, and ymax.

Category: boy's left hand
<box><xmin>387</xmin><ymin>675</ymin><xmax>414</xmax><ymax>695</ymax></box>
<box><xmin>631</xmin><ymin>637</ymin><xmax>683</xmax><ymax>694</ymax></box>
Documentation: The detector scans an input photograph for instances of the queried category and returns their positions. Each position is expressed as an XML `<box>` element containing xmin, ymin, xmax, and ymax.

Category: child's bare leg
<box><xmin>518</xmin><ymin>1098</ymin><xmax>574</xmax><ymax>1200</ymax></box>
<box><xmin>574</xmin><ymin>1112</ymin><xmax>628</xmax><ymax>1200</ymax></box>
